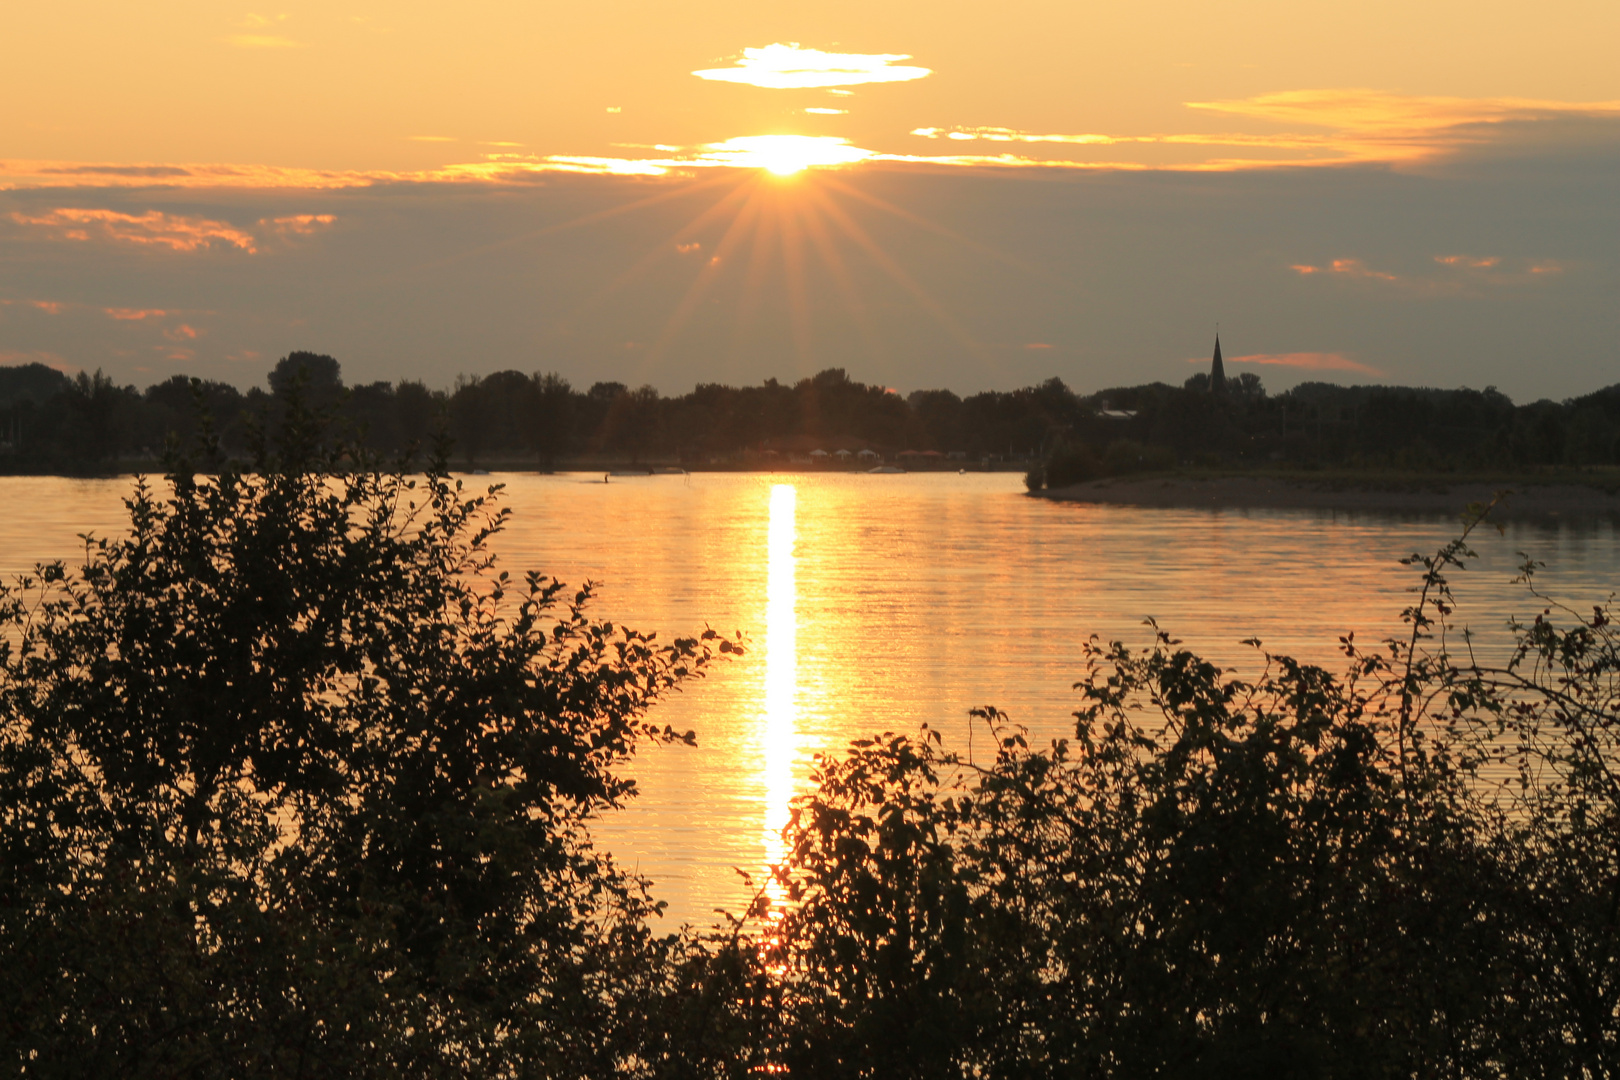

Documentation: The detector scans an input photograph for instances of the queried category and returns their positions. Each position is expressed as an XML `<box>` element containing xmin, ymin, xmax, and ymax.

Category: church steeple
<box><xmin>1210</xmin><ymin>334</ymin><xmax>1227</xmax><ymax>394</ymax></box>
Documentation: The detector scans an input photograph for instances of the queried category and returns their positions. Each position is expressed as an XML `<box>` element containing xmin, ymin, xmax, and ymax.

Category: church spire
<box><xmin>1210</xmin><ymin>333</ymin><xmax>1227</xmax><ymax>394</ymax></box>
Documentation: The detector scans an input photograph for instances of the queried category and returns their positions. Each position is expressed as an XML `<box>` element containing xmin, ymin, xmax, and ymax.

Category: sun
<box><xmin>700</xmin><ymin>135</ymin><xmax>874</xmax><ymax>176</ymax></box>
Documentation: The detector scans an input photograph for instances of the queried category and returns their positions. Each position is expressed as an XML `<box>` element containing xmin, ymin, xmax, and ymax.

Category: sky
<box><xmin>2</xmin><ymin>0</ymin><xmax>1617</xmax><ymax>400</ymax></box>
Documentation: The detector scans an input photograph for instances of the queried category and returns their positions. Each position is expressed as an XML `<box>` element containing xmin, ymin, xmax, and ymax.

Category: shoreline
<box><xmin>1036</xmin><ymin>474</ymin><xmax>1620</xmax><ymax>518</ymax></box>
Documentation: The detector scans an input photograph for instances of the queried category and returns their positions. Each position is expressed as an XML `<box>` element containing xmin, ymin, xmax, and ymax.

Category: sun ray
<box><xmin>378</xmin><ymin>172</ymin><xmax>739</xmax><ymax>286</ymax></box>
<box><xmin>550</xmin><ymin>177</ymin><xmax>756</xmax><ymax>339</ymax></box>
<box><xmin>728</xmin><ymin>183</ymin><xmax>785</xmax><ymax>361</ymax></box>
<box><xmin>780</xmin><ymin>199</ymin><xmax>814</xmax><ymax>369</ymax></box>
<box><xmin>820</xmin><ymin>174</ymin><xmax>1050</xmax><ymax>279</ymax></box>
<box><xmin>802</xmin><ymin>184</ymin><xmax>992</xmax><ymax>367</ymax></box>
<box><xmin>642</xmin><ymin>181</ymin><xmax>770</xmax><ymax>372</ymax></box>
<box><xmin>797</xmin><ymin>191</ymin><xmax>887</xmax><ymax>368</ymax></box>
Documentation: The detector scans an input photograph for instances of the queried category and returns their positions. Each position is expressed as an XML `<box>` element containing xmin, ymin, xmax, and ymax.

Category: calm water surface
<box><xmin>2</xmin><ymin>472</ymin><xmax>1616</xmax><ymax>924</ymax></box>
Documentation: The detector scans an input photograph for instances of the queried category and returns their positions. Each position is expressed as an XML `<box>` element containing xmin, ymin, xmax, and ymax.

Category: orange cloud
<box><xmin>164</xmin><ymin>324</ymin><xmax>201</xmax><ymax>341</ymax></box>
<box><xmin>1291</xmin><ymin>258</ymin><xmax>1399</xmax><ymax>282</ymax></box>
<box><xmin>104</xmin><ymin>307</ymin><xmax>171</xmax><ymax>320</ymax></box>
<box><xmin>260</xmin><ymin>213</ymin><xmax>336</xmax><ymax>235</ymax></box>
<box><xmin>30</xmin><ymin>300</ymin><xmax>65</xmax><ymax>314</ymax></box>
<box><xmin>1296</xmin><ymin>255</ymin><xmax>1568</xmax><ymax>291</ymax></box>
<box><xmin>1191</xmin><ymin>351</ymin><xmax>1383</xmax><ymax>375</ymax></box>
<box><xmin>11</xmin><ymin>208</ymin><xmax>257</xmax><ymax>252</ymax></box>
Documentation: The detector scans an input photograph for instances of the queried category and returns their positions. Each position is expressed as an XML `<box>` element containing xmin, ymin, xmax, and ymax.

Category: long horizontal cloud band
<box><xmin>1189</xmin><ymin>352</ymin><xmax>1384</xmax><ymax>375</ymax></box>
<box><xmin>6</xmin><ymin>91</ymin><xmax>1617</xmax><ymax>191</ymax></box>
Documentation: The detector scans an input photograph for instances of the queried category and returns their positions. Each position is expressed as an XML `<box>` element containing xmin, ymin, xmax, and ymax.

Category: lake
<box><xmin>2</xmin><ymin>471</ymin><xmax>1616</xmax><ymax>925</ymax></box>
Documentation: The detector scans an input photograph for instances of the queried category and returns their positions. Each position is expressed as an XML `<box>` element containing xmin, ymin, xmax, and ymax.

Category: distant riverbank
<box><xmin>1037</xmin><ymin>471</ymin><xmax>1620</xmax><ymax>518</ymax></box>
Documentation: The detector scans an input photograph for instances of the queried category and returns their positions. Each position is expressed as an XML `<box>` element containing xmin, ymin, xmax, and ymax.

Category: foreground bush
<box><xmin>770</xmin><ymin>507</ymin><xmax>1620</xmax><ymax>1078</ymax></box>
<box><xmin>4</xmin><ymin>411</ymin><xmax>1616</xmax><ymax>1080</ymax></box>
<box><xmin>0</xmin><ymin>414</ymin><xmax>756</xmax><ymax>1078</ymax></box>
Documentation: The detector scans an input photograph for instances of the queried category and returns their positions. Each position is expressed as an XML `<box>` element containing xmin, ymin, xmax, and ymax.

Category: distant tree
<box><xmin>478</xmin><ymin>369</ymin><xmax>539</xmax><ymax>458</ymax></box>
<box><xmin>908</xmin><ymin>389</ymin><xmax>966</xmax><ymax>453</ymax></box>
<box><xmin>529</xmin><ymin>372</ymin><xmax>574</xmax><ymax>469</ymax></box>
<box><xmin>58</xmin><ymin>370</ymin><xmax>135</xmax><ymax>468</ymax></box>
<box><xmin>394</xmin><ymin>379</ymin><xmax>443</xmax><ymax>451</ymax></box>
<box><xmin>1230</xmin><ymin>371</ymin><xmax>1265</xmax><ymax>401</ymax></box>
<box><xmin>449</xmin><ymin>373</ymin><xmax>490</xmax><ymax>464</ymax></box>
<box><xmin>267</xmin><ymin>351</ymin><xmax>344</xmax><ymax>405</ymax></box>
<box><xmin>344</xmin><ymin>379</ymin><xmax>401</xmax><ymax>453</ymax></box>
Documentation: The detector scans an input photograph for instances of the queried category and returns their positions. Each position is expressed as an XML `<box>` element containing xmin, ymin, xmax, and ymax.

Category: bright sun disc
<box><xmin>701</xmin><ymin>135</ymin><xmax>874</xmax><ymax>175</ymax></box>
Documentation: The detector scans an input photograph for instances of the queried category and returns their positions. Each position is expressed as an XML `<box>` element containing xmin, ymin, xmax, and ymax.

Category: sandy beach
<box><xmin>1037</xmin><ymin>475</ymin><xmax>1620</xmax><ymax>519</ymax></box>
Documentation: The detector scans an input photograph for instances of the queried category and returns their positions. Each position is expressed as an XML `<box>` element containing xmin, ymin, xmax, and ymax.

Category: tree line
<box><xmin>2</xmin><ymin>350</ymin><xmax>1618</xmax><ymax>473</ymax></box>
<box><xmin>3</xmin><ymin>419</ymin><xmax>1618</xmax><ymax>1076</ymax></box>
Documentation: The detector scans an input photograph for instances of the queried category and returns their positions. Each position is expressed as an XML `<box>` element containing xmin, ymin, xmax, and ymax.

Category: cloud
<box><xmin>260</xmin><ymin>213</ymin><xmax>336</xmax><ymax>236</ymax></box>
<box><xmin>1191</xmin><ymin>351</ymin><xmax>1384</xmax><ymax>375</ymax></box>
<box><xmin>693</xmin><ymin>43</ymin><xmax>930</xmax><ymax>89</ymax></box>
<box><xmin>10</xmin><ymin>208</ymin><xmax>257</xmax><ymax>252</ymax></box>
<box><xmin>1187</xmin><ymin>89</ymin><xmax>1620</xmax><ymax>166</ymax></box>
<box><xmin>37</xmin><ymin>164</ymin><xmax>194</xmax><ymax>178</ymax></box>
<box><xmin>912</xmin><ymin>92</ymin><xmax>1620</xmax><ymax>171</ymax></box>
<box><xmin>5</xmin><ymin>89</ymin><xmax>1615</xmax><ymax>193</ymax></box>
<box><xmin>1</xmin><ymin>159</ymin><xmax>390</xmax><ymax>190</ymax></box>
<box><xmin>164</xmin><ymin>324</ymin><xmax>201</xmax><ymax>341</ymax></box>
<box><xmin>1294</xmin><ymin>255</ymin><xmax>1570</xmax><ymax>291</ymax></box>
<box><xmin>527</xmin><ymin>135</ymin><xmax>877</xmax><ymax>176</ymax></box>
<box><xmin>30</xmin><ymin>300</ymin><xmax>65</xmax><ymax>314</ymax></box>
<box><xmin>104</xmin><ymin>307</ymin><xmax>171</xmax><ymax>320</ymax></box>
<box><xmin>804</xmin><ymin>107</ymin><xmax>848</xmax><ymax>115</ymax></box>
<box><xmin>1291</xmin><ymin>258</ymin><xmax>1399</xmax><ymax>282</ymax></box>
<box><xmin>408</xmin><ymin>135</ymin><xmax>456</xmax><ymax>143</ymax></box>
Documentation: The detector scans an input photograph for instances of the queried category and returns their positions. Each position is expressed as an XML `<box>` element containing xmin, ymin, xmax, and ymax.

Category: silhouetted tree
<box><xmin>0</xmin><ymin>410</ymin><xmax>742</xmax><ymax>1076</ymax></box>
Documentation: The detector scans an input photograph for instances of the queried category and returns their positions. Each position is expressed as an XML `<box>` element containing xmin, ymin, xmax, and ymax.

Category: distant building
<box><xmin>1210</xmin><ymin>334</ymin><xmax>1227</xmax><ymax>394</ymax></box>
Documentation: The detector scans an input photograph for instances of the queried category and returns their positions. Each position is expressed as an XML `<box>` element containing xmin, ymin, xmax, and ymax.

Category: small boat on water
<box><xmin>867</xmin><ymin>465</ymin><xmax>906</xmax><ymax>474</ymax></box>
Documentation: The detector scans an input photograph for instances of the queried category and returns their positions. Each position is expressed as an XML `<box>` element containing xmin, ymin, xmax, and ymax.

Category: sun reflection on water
<box><xmin>761</xmin><ymin>484</ymin><xmax>797</xmax><ymax>912</ymax></box>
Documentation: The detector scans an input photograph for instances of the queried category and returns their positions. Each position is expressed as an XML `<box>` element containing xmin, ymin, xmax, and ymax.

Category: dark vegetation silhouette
<box><xmin>2</xmin><ymin>399</ymin><xmax>1619</xmax><ymax>1077</ymax></box>
<box><xmin>3</xmin><ymin>352</ymin><xmax>1619</xmax><ymax>475</ymax></box>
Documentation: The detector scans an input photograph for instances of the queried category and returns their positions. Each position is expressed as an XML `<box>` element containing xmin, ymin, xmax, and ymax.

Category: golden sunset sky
<box><xmin>3</xmin><ymin>0</ymin><xmax>1618</xmax><ymax>396</ymax></box>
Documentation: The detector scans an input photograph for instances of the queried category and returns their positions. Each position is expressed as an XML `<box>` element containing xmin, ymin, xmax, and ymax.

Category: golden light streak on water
<box><xmin>761</xmin><ymin>483</ymin><xmax>797</xmax><ymax>913</ymax></box>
